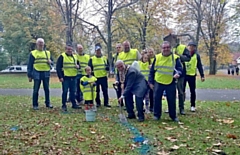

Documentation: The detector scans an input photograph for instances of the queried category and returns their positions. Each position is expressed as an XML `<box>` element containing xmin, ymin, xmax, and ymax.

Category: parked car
<box><xmin>0</xmin><ymin>65</ymin><xmax>27</xmax><ymax>73</ymax></box>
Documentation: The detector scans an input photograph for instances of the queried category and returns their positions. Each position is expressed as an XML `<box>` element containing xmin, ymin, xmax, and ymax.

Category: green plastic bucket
<box><xmin>85</xmin><ymin>110</ymin><xmax>96</xmax><ymax>122</ymax></box>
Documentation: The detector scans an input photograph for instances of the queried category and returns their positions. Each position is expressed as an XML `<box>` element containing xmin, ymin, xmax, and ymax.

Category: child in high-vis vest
<box><xmin>80</xmin><ymin>66</ymin><xmax>97</xmax><ymax>110</ymax></box>
<box><xmin>138</xmin><ymin>53</ymin><xmax>151</xmax><ymax>113</ymax></box>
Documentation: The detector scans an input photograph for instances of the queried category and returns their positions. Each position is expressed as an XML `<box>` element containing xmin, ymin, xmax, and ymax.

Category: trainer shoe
<box><xmin>190</xmin><ymin>106</ymin><xmax>196</xmax><ymax>112</ymax></box>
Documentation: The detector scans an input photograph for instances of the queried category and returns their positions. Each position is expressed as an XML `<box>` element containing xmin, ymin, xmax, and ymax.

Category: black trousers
<box><xmin>96</xmin><ymin>76</ymin><xmax>109</xmax><ymax>105</ymax></box>
<box><xmin>154</xmin><ymin>81</ymin><xmax>177</xmax><ymax>120</ymax></box>
<box><xmin>183</xmin><ymin>75</ymin><xmax>196</xmax><ymax>107</ymax></box>
<box><xmin>176</xmin><ymin>76</ymin><xmax>185</xmax><ymax>110</ymax></box>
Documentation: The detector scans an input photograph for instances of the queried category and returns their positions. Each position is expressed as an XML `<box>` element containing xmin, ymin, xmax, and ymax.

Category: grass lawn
<box><xmin>0</xmin><ymin>96</ymin><xmax>239</xmax><ymax>154</ymax></box>
<box><xmin>0</xmin><ymin>74</ymin><xmax>240</xmax><ymax>89</ymax></box>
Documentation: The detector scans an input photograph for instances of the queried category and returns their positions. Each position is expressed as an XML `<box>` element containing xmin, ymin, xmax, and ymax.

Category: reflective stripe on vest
<box><xmin>62</xmin><ymin>53</ymin><xmax>77</xmax><ymax>76</ymax></box>
<box><xmin>32</xmin><ymin>50</ymin><xmax>50</xmax><ymax>71</ymax></box>
<box><xmin>118</xmin><ymin>49</ymin><xmax>138</xmax><ymax>65</ymax></box>
<box><xmin>154</xmin><ymin>54</ymin><xmax>178</xmax><ymax>85</ymax></box>
<box><xmin>77</xmin><ymin>54</ymin><xmax>90</xmax><ymax>75</ymax></box>
<box><xmin>80</xmin><ymin>76</ymin><xmax>97</xmax><ymax>100</ymax></box>
<box><xmin>92</xmin><ymin>56</ymin><xmax>107</xmax><ymax>78</ymax></box>
<box><xmin>138</xmin><ymin>61</ymin><xmax>150</xmax><ymax>80</ymax></box>
<box><xmin>185</xmin><ymin>54</ymin><xmax>197</xmax><ymax>76</ymax></box>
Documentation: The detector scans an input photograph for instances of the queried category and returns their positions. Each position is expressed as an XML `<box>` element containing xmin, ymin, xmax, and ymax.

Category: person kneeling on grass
<box><xmin>80</xmin><ymin>66</ymin><xmax>97</xmax><ymax>110</ymax></box>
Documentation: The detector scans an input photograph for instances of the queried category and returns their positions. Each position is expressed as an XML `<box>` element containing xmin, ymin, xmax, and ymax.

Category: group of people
<box><xmin>27</xmin><ymin>36</ymin><xmax>205</xmax><ymax>122</ymax></box>
<box><xmin>227</xmin><ymin>66</ymin><xmax>239</xmax><ymax>76</ymax></box>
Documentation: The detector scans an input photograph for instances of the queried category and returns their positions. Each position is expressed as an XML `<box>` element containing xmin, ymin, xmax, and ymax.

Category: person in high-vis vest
<box><xmin>147</xmin><ymin>47</ymin><xmax>156</xmax><ymax>112</ymax></box>
<box><xmin>27</xmin><ymin>38</ymin><xmax>54</xmax><ymax>110</ymax></box>
<box><xmin>138</xmin><ymin>53</ymin><xmax>151</xmax><ymax>113</ymax></box>
<box><xmin>80</xmin><ymin>66</ymin><xmax>97</xmax><ymax>110</ymax></box>
<box><xmin>112</xmin><ymin>43</ymin><xmax>123</xmax><ymax>105</ymax></box>
<box><xmin>56</xmin><ymin>44</ymin><xmax>81</xmax><ymax>111</ymax></box>
<box><xmin>112</xmin><ymin>43</ymin><xmax>122</xmax><ymax>74</ymax></box>
<box><xmin>88</xmin><ymin>44</ymin><xmax>111</xmax><ymax>108</ymax></box>
<box><xmin>75</xmin><ymin>44</ymin><xmax>90</xmax><ymax>104</ymax></box>
<box><xmin>163</xmin><ymin>36</ymin><xmax>191</xmax><ymax>115</ymax></box>
<box><xmin>147</xmin><ymin>47</ymin><xmax>156</xmax><ymax>63</ymax></box>
<box><xmin>117</xmin><ymin>40</ymin><xmax>141</xmax><ymax>65</ymax></box>
<box><xmin>148</xmin><ymin>41</ymin><xmax>183</xmax><ymax>122</ymax></box>
<box><xmin>184</xmin><ymin>42</ymin><xmax>205</xmax><ymax>112</ymax></box>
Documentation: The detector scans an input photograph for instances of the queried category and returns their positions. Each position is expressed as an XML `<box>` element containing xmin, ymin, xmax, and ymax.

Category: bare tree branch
<box><xmin>112</xmin><ymin>0</ymin><xmax>139</xmax><ymax>14</ymax></box>
<box><xmin>77</xmin><ymin>17</ymin><xmax>107</xmax><ymax>45</ymax></box>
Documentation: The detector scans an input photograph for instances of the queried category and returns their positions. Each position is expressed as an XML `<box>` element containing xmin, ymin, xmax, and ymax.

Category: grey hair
<box><xmin>115</xmin><ymin>60</ymin><xmax>124</xmax><ymax>66</ymax></box>
<box><xmin>36</xmin><ymin>38</ymin><xmax>44</xmax><ymax>44</ymax></box>
<box><xmin>162</xmin><ymin>41</ymin><xmax>171</xmax><ymax>46</ymax></box>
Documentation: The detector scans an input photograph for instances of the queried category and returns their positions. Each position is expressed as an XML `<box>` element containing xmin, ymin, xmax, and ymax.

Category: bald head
<box><xmin>76</xmin><ymin>44</ymin><xmax>83</xmax><ymax>54</ymax></box>
<box><xmin>123</xmin><ymin>41</ymin><xmax>130</xmax><ymax>52</ymax></box>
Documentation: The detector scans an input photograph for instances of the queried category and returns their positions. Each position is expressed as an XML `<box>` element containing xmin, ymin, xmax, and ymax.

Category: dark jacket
<box><xmin>88</xmin><ymin>55</ymin><xmax>109</xmax><ymax>77</ymax></box>
<box><xmin>175</xmin><ymin>44</ymin><xmax>191</xmax><ymax>77</ymax></box>
<box><xmin>116</xmin><ymin>66</ymin><xmax>148</xmax><ymax>98</ymax></box>
<box><xmin>148</xmin><ymin>54</ymin><xmax>183</xmax><ymax>85</ymax></box>
<box><xmin>192</xmin><ymin>51</ymin><xmax>204</xmax><ymax>78</ymax></box>
<box><xmin>27</xmin><ymin>51</ymin><xmax>54</xmax><ymax>80</ymax></box>
<box><xmin>56</xmin><ymin>53</ymin><xmax>80</xmax><ymax>79</ymax></box>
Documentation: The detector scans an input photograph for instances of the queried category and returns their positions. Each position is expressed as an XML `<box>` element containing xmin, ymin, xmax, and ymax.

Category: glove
<box><xmin>82</xmin><ymin>81</ymin><xmax>89</xmax><ymax>86</ymax></box>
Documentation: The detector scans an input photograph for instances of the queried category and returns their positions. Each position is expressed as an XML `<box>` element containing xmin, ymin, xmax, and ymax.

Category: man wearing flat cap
<box><xmin>88</xmin><ymin>43</ymin><xmax>111</xmax><ymax>108</ymax></box>
<box><xmin>184</xmin><ymin>42</ymin><xmax>205</xmax><ymax>112</ymax></box>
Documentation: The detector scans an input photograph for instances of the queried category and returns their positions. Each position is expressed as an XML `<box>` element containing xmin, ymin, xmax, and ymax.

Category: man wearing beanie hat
<box><xmin>184</xmin><ymin>42</ymin><xmax>205</xmax><ymax>112</ymax></box>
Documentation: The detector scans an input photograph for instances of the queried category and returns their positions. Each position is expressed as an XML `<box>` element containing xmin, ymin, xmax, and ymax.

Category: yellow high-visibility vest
<box><xmin>80</xmin><ymin>75</ymin><xmax>97</xmax><ymax>101</ymax></box>
<box><xmin>62</xmin><ymin>53</ymin><xmax>78</xmax><ymax>76</ymax></box>
<box><xmin>92</xmin><ymin>56</ymin><xmax>107</xmax><ymax>78</ymax></box>
<box><xmin>77</xmin><ymin>54</ymin><xmax>90</xmax><ymax>75</ymax></box>
<box><xmin>185</xmin><ymin>54</ymin><xmax>197</xmax><ymax>76</ymax></box>
<box><xmin>118</xmin><ymin>49</ymin><xmax>138</xmax><ymax>65</ymax></box>
<box><xmin>31</xmin><ymin>50</ymin><xmax>51</xmax><ymax>71</ymax></box>
<box><xmin>138</xmin><ymin>61</ymin><xmax>150</xmax><ymax>81</ymax></box>
<box><xmin>154</xmin><ymin>53</ymin><xmax>179</xmax><ymax>85</ymax></box>
<box><xmin>173</xmin><ymin>44</ymin><xmax>186</xmax><ymax>55</ymax></box>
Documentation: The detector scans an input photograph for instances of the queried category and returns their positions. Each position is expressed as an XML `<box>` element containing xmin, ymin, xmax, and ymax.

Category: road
<box><xmin>0</xmin><ymin>88</ymin><xmax>239</xmax><ymax>101</ymax></box>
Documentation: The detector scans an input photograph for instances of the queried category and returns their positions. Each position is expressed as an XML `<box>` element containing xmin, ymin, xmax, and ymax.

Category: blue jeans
<box><xmin>62</xmin><ymin>77</ymin><xmax>77</xmax><ymax>108</ymax></box>
<box><xmin>32</xmin><ymin>78</ymin><xmax>50</xmax><ymax>107</ymax></box>
<box><xmin>76</xmin><ymin>74</ymin><xmax>83</xmax><ymax>102</ymax></box>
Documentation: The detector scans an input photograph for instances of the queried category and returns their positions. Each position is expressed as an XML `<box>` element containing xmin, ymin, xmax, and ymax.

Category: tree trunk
<box><xmin>209</xmin><ymin>47</ymin><xmax>217</xmax><ymax>75</ymax></box>
<box><xmin>107</xmin><ymin>0</ymin><xmax>113</xmax><ymax>77</ymax></box>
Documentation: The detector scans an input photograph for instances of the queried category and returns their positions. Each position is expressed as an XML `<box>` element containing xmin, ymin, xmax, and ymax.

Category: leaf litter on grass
<box><xmin>1</xmin><ymin>96</ymin><xmax>240</xmax><ymax>154</ymax></box>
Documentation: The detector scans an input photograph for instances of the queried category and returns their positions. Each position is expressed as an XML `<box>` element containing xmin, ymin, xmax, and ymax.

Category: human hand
<box><xmin>173</xmin><ymin>74</ymin><xmax>180</xmax><ymax>79</ymax></box>
<box><xmin>118</xmin><ymin>97</ymin><xmax>123</xmax><ymax>103</ymax></box>
<box><xmin>148</xmin><ymin>65</ymin><xmax>152</xmax><ymax>69</ymax></box>
<box><xmin>75</xmin><ymin>65</ymin><xmax>80</xmax><ymax>69</ymax></box>
<box><xmin>149</xmin><ymin>83</ymin><xmax>154</xmax><ymax>90</ymax></box>
<box><xmin>201</xmin><ymin>77</ymin><xmax>205</xmax><ymax>82</ymax></box>
<box><xmin>59</xmin><ymin>78</ymin><xmax>64</xmax><ymax>82</ymax></box>
<box><xmin>28</xmin><ymin>78</ymin><xmax>32</xmax><ymax>82</ymax></box>
<box><xmin>47</xmin><ymin>59</ymin><xmax>52</xmax><ymax>64</ymax></box>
